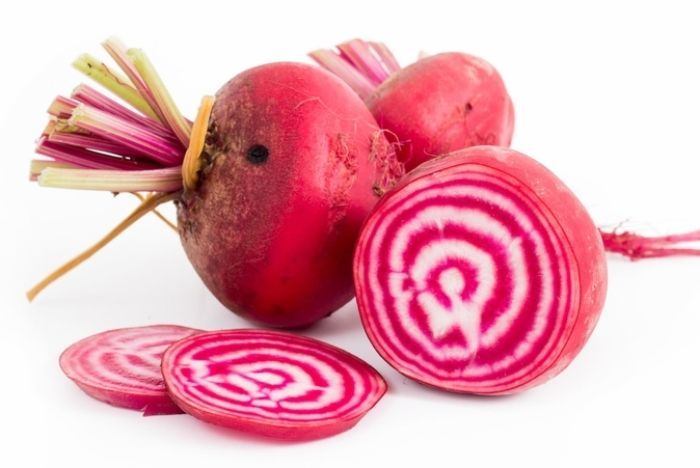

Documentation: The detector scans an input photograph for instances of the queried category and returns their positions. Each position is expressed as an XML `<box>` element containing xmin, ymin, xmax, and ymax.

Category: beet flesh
<box><xmin>367</xmin><ymin>53</ymin><xmax>514</xmax><ymax>171</ymax></box>
<box><xmin>178</xmin><ymin>63</ymin><xmax>402</xmax><ymax>328</ymax></box>
<box><xmin>59</xmin><ymin>325</ymin><xmax>201</xmax><ymax>414</ymax></box>
<box><xmin>354</xmin><ymin>146</ymin><xmax>607</xmax><ymax>394</ymax></box>
<box><xmin>161</xmin><ymin>329</ymin><xmax>387</xmax><ymax>440</ymax></box>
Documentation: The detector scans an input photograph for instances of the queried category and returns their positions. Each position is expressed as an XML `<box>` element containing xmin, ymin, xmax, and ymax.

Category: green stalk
<box><xmin>38</xmin><ymin>167</ymin><xmax>183</xmax><ymax>192</ymax></box>
<box><xmin>128</xmin><ymin>48</ymin><xmax>191</xmax><ymax>146</ymax></box>
<box><xmin>73</xmin><ymin>54</ymin><xmax>159</xmax><ymax>120</ymax></box>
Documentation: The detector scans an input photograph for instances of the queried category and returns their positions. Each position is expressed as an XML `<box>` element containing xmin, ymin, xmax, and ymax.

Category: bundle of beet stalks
<box><xmin>29</xmin><ymin>38</ymin><xmax>700</xmax><ymax>441</ymax></box>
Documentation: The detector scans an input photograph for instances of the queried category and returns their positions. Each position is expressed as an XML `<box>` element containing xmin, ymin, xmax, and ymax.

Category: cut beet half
<box><xmin>161</xmin><ymin>330</ymin><xmax>387</xmax><ymax>441</ymax></box>
<box><xmin>354</xmin><ymin>146</ymin><xmax>608</xmax><ymax>395</ymax></box>
<box><xmin>60</xmin><ymin>325</ymin><xmax>201</xmax><ymax>415</ymax></box>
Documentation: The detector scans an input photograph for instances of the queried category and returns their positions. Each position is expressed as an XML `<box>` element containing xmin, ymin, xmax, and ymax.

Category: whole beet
<box><xmin>311</xmin><ymin>44</ymin><xmax>514</xmax><ymax>172</ymax></box>
<box><xmin>177</xmin><ymin>63</ymin><xmax>402</xmax><ymax>328</ymax></box>
<box><xmin>367</xmin><ymin>53</ymin><xmax>514</xmax><ymax>171</ymax></box>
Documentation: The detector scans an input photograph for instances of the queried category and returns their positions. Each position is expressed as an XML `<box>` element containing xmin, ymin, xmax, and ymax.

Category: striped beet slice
<box><xmin>161</xmin><ymin>330</ymin><xmax>387</xmax><ymax>440</ymax></box>
<box><xmin>60</xmin><ymin>325</ymin><xmax>201</xmax><ymax>415</ymax></box>
<box><xmin>354</xmin><ymin>146</ymin><xmax>607</xmax><ymax>395</ymax></box>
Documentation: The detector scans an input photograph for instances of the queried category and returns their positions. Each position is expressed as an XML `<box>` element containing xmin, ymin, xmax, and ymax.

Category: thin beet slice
<box><xmin>354</xmin><ymin>146</ymin><xmax>607</xmax><ymax>395</ymax></box>
<box><xmin>60</xmin><ymin>325</ymin><xmax>201</xmax><ymax>415</ymax></box>
<box><xmin>161</xmin><ymin>329</ymin><xmax>387</xmax><ymax>441</ymax></box>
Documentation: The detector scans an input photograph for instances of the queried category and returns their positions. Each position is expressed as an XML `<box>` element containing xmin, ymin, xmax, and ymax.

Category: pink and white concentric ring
<box><xmin>161</xmin><ymin>330</ymin><xmax>387</xmax><ymax>440</ymax></box>
<box><xmin>59</xmin><ymin>325</ymin><xmax>201</xmax><ymax>415</ymax></box>
<box><xmin>355</xmin><ymin>165</ymin><xmax>580</xmax><ymax>394</ymax></box>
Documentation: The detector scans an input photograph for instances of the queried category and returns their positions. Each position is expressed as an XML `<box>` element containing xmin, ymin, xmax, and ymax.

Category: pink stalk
<box><xmin>310</xmin><ymin>39</ymin><xmax>401</xmax><ymax>99</ymax></box>
<box><xmin>368</xmin><ymin>41</ymin><xmax>401</xmax><ymax>73</ymax></box>
<box><xmin>69</xmin><ymin>104</ymin><xmax>183</xmax><ymax>166</ymax></box>
<box><xmin>47</xmin><ymin>132</ymin><xmax>154</xmax><ymax>161</ymax></box>
<box><xmin>36</xmin><ymin>139</ymin><xmax>152</xmax><ymax>170</ymax></box>
<box><xmin>337</xmin><ymin>39</ymin><xmax>391</xmax><ymax>85</ymax></box>
<box><xmin>48</xmin><ymin>96</ymin><xmax>78</xmax><ymax>118</ymax></box>
<box><xmin>72</xmin><ymin>84</ymin><xmax>176</xmax><ymax>141</ymax></box>
<box><xmin>309</xmin><ymin>49</ymin><xmax>376</xmax><ymax>99</ymax></box>
<box><xmin>600</xmin><ymin>228</ymin><xmax>700</xmax><ymax>260</ymax></box>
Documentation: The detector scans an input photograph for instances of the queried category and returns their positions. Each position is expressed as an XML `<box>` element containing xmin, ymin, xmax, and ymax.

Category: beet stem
<box><xmin>37</xmin><ymin>166</ymin><xmax>182</xmax><ymax>192</ymax></box>
<box><xmin>127</xmin><ymin>47</ymin><xmax>191</xmax><ymax>147</ymax></box>
<box><xmin>309</xmin><ymin>49</ymin><xmax>376</xmax><ymax>100</ymax></box>
<box><xmin>102</xmin><ymin>37</ymin><xmax>166</xmax><ymax>125</ymax></box>
<box><xmin>310</xmin><ymin>39</ymin><xmax>401</xmax><ymax>99</ymax></box>
<box><xmin>71</xmin><ymin>84</ymin><xmax>175</xmax><ymax>140</ymax></box>
<box><xmin>32</xmin><ymin>38</ymin><xmax>196</xmax><ymax>194</ymax></box>
<box><xmin>29</xmin><ymin>159</ymin><xmax>77</xmax><ymax>180</ymax></box>
<box><xmin>69</xmin><ymin>104</ymin><xmax>183</xmax><ymax>165</ymax></box>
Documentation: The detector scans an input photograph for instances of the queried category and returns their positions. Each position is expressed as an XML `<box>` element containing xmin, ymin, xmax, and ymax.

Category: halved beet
<box><xmin>354</xmin><ymin>146</ymin><xmax>607</xmax><ymax>395</ymax></box>
<box><xmin>59</xmin><ymin>325</ymin><xmax>200</xmax><ymax>415</ymax></box>
<box><xmin>161</xmin><ymin>329</ymin><xmax>387</xmax><ymax>440</ymax></box>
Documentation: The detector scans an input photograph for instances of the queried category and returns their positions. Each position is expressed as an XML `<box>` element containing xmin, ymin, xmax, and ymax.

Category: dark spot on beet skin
<box><xmin>465</xmin><ymin>102</ymin><xmax>473</xmax><ymax>113</ymax></box>
<box><xmin>246</xmin><ymin>144</ymin><xmax>269</xmax><ymax>164</ymax></box>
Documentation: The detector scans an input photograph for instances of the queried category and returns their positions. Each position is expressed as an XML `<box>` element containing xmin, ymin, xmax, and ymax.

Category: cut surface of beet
<box><xmin>59</xmin><ymin>325</ymin><xmax>201</xmax><ymax>415</ymax></box>
<box><xmin>161</xmin><ymin>329</ymin><xmax>387</xmax><ymax>440</ymax></box>
<box><xmin>354</xmin><ymin>146</ymin><xmax>607</xmax><ymax>395</ymax></box>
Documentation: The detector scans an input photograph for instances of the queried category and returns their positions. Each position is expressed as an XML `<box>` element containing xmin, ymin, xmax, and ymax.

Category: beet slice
<box><xmin>161</xmin><ymin>329</ymin><xmax>387</xmax><ymax>440</ymax></box>
<box><xmin>354</xmin><ymin>146</ymin><xmax>607</xmax><ymax>395</ymax></box>
<box><xmin>59</xmin><ymin>325</ymin><xmax>201</xmax><ymax>415</ymax></box>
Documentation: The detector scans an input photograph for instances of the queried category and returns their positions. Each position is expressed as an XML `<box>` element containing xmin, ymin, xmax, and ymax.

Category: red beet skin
<box><xmin>368</xmin><ymin>53</ymin><xmax>514</xmax><ymax>171</ymax></box>
<box><xmin>178</xmin><ymin>63</ymin><xmax>402</xmax><ymax>328</ymax></box>
<box><xmin>59</xmin><ymin>325</ymin><xmax>201</xmax><ymax>415</ymax></box>
<box><xmin>354</xmin><ymin>147</ymin><xmax>607</xmax><ymax>394</ymax></box>
<box><xmin>161</xmin><ymin>329</ymin><xmax>387</xmax><ymax>441</ymax></box>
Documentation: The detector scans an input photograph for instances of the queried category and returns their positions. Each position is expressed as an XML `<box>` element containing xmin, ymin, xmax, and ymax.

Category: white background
<box><xmin>1</xmin><ymin>1</ymin><xmax>699</xmax><ymax>466</ymax></box>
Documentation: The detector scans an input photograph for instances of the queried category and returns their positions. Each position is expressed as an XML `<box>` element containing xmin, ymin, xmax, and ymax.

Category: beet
<box><xmin>27</xmin><ymin>40</ymin><xmax>403</xmax><ymax>329</ymax></box>
<box><xmin>177</xmin><ymin>63</ymin><xmax>403</xmax><ymax>328</ymax></box>
<box><xmin>311</xmin><ymin>40</ymin><xmax>514</xmax><ymax>171</ymax></box>
<box><xmin>161</xmin><ymin>329</ymin><xmax>387</xmax><ymax>440</ymax></box>
<box><xmin>354</xmin><ymin>146</ymin><xmax>607</xmax><ymax>394</ymax></box>
<box><xmin>59</xmin><ymin>325</ymin><xmax>200</xmax><ymax>414</ymax></box>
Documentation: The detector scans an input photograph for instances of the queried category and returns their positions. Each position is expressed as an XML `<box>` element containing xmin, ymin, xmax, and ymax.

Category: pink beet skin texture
<box><xmin>161</xmin><ymin>329</ymin><xmax>387</xmax><ymax>441</ymax></box>
<box><xmin>367</xmin><ymin>53</ymin><xmax>514</xmax><ymax>171</ymax></box>
<box><xmin>354</xmin><ymin>146</ymin><xmax>607</xmax><ymax>394</ymax></box>
<box><xmin>59</xmin><ymin>325</ymin><xmax>201</xmax><ymax>414</ymax></box>
<box><xmin>178</xmin><ymin>63</ymin><xmax>402</xmax><ymax>328</ymax></box>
